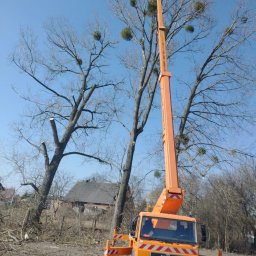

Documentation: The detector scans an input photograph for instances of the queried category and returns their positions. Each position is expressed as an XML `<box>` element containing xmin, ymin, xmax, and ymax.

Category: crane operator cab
<box><xmin>130</xmin><ymin>212</ymin><xmax>202</xmax><ymax>256</ymax></box>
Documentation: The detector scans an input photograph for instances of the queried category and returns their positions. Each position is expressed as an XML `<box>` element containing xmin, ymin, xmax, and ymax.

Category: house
<box><xmin>63</xmin><ymin>180</ymin><xmax>120</xmax><ymax>213</ymax></box>
<box><xmin>0</xmin><ymin>183</ymin><xmax>15</xmax><ymax>206</ymax></box>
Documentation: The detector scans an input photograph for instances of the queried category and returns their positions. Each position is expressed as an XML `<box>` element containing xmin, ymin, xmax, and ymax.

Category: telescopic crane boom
<box><xmin>152</xmin><ymin>0</ymin><xmax>183</xmax><ymax>215</ymax></box>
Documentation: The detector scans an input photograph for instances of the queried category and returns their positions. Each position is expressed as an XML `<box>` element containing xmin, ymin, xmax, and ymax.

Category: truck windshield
<box><xmin>140</xmin><ymin>216</ymin><xmax>197</xmax><ymax>244</ymax></box>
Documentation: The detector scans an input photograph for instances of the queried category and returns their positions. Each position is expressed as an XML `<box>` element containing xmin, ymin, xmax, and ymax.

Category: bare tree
<box><xmin>175</xmin><ymin>5</ymin><xmax>256</xmax><ymax>176</ymax></box>
<box><xmin>110</xmin><ymin>0</ymin><xmax>211</xmax><ymax>231</ymax></box>
<box><xmin>12</xmin><ymin>19</ymin><xmax>117</xmax><ymax>222</ymax></box>
<box><xmin>195</xmin><ymin>163</ymin><xmax>256</xmax><ymax>253</ymax></box>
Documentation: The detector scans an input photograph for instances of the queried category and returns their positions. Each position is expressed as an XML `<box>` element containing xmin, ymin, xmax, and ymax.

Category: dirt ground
<box><xmin>1</xmin><ymin>241</ymin><xmax>104</xmax><ymax>256</ymax></box>
<box><xmin>1</xmin><ymin>242</ymin><xmax>250</xmax><ymax>256</ymax></box>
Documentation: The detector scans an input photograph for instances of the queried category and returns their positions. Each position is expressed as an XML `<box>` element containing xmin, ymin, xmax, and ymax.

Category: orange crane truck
<box><xmin>104</xmin><ymin>1</ymin><xmax>206</xmax><ymax>255</ymax></box>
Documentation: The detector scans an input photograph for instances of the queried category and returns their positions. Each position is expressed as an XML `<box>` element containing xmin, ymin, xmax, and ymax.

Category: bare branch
<box><xmin>62</xmin><ymin>151</ymin><xmax>110</xmax><ymax>165</ymax></box>
<box><xmin>12</xmin><ymin>58</ymin><xmax>73</xmax><ymax>107</ymax></box>
<box><xmin>49</xmin><ymin>118</ymin><xmax>60</xmax><ymax>146</ymax></box>
<box><xmin>41</xmin><ymin>142</ymin><xmax>49</xmax><ymax>169</ymax></box>
<box><xmin>73</xmin><ymin>125</ymin><xmax>100</xmax><ymax>132</ymax></box>
<box><xmin>21</xmin><ymin>182</ymin><xmax>39</xmax><ymax>193</ymax></box>
<box><xmin>17</xmin><ymin>127</ymin><xmax>41</xmax><ymax>152</ymax></box>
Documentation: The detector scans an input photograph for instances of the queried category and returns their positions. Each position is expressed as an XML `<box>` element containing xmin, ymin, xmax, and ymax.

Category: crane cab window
<box><xmin>140</xmin><ymin>216</ymin><xmax>197</xmax><ymax>244</ymax></box>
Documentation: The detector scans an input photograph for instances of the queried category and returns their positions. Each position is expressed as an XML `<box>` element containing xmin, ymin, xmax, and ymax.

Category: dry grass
<box><xmin>0</xmin><ymin>202</ymin><xmax>111</xmax><ymax>255</ymax></box>
<box><xmin>0</xmin><ymin>203</ymin><xmax>252</xmax><ymax>256</ymax></box>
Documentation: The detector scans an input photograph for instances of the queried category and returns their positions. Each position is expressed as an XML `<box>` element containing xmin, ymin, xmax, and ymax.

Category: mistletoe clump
<box><xmin>147</xmin><ymin>0</ymin><xmax>157</xmax><ymax>16</ymax></box>
<box><xmin>154</xmin><ymin>170</ymin><xmax>162</xmax><ymax>178</ymax></box>
<box><xmin>185</xmin><ymin>25</ymin><xmax>195</xmax><ymax>33</ymax></box>
<box><xmin>130</xmin><ymin>0</ymin><xmax>137</xmax><ymax>7</ymax></box>
<box><xmin>93</xmin><ymin>31</ymin><xmax>101</xmax><ymax>41</ymax></box>
<box><xmin>76</xmin><ymin>58</ymin><xmax>83</xmax><ymax>65</ymax></box>
<box><xmin>197</xmin><ymin>147</ymin><xmax>206</xmax><ymax>156</ymax></box>
<box><xmin>194</xmin><ymin>1</ymin><xmax>206</xmax><ymax>14</ymax></box>
<box><xmin>121</xmin><ymin>27</ymin><xmax>133</xmax><ymax>41</ymax></box>
<box><xmin>211</xmin><ymin>155</ymin><xmax>219</xmax><ymax>163</ymax></box>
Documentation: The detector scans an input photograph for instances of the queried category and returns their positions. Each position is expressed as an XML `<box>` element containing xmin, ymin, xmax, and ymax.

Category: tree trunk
<box><xmin>33</xmin><ymin>168</ymin><xmax>58</xmax><ymax>222</ymax></box>
<box><xmin>224</xmin><ymin>213</ymin><xmax>229</xmax><ymax>252</ymax></box>
<box><xmin>111</xmin><ymin>133</ymin><xmax>137</xmax><ymax>233</ymax></box>
<box><xmin>33</xmin><ymin>150</ymin><xmax>64</xmax><ymax>223</ymax></box>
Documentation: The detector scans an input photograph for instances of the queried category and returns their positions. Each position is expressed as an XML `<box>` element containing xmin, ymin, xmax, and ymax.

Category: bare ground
<box><xmin>1</xmin><ymin>242</ymin><xmax>250</xmax><ymax>256</ymax></box>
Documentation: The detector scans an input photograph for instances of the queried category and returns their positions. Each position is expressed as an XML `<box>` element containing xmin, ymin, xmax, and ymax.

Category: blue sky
<box><xmin>1</xmin><ymin>1</ymin><xmax>256</xmax><ymax>191</ymax></box>
<box><xmin>0</xmin><ymin>0</ymin><xmax>115</xmax><ymax>137</ymax></box>
<box><xmin>0</xmin><ymin>0</ymin><xmax>118</xmax><ymax>189</ymax></box>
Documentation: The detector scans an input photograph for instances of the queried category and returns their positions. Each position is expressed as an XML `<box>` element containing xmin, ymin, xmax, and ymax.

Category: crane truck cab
<box><xmin>130</xmin><ymin>212</ymin><xmax>199</xmax><ymax>256</ymax></box>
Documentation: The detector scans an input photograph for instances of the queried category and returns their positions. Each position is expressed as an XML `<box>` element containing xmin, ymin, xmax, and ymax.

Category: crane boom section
<box><xmin>157</xmin><ymin>0</ymin><xmax>179</xmax><ymax>192</ymax></box>
<box><xmin>152</xmin><ymin>0</ymin><xmax>183</xmax><ymax>214</ymax></box>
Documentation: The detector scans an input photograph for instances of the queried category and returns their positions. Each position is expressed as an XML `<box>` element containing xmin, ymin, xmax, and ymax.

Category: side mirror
<box><xmin>129</xmin><ymin>216</ymin><xmax>138</xmax><ymax>238</ymax></box>
<box><xmin>201</xmin><ymin>224</ymin><xmax>207</xmax><ymax>242</ymax></box>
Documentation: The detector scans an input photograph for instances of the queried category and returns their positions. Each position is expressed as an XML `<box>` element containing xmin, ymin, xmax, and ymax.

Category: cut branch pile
<box><xmin>0</xmin><ymin>229</ymin><xmax>20</xmax><ymax>253</ymax></box>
